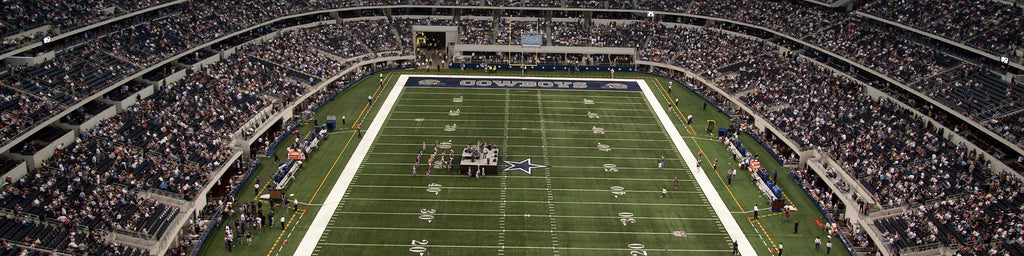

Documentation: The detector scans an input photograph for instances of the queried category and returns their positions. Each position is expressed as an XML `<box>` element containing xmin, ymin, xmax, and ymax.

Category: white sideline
<box><xmin>637</xmin><ymin>79</ymin><xmax>756</xmax><ymax>255</ymax></box>
<box><xmin>293</xmin><ymin>75</ymin><xmax>409</xmax><ymax>256</ymax></box>
<box><xmin>295</xmin><ymin>75</ymin><xmax>755</xmax><ymax>256</ymax></box>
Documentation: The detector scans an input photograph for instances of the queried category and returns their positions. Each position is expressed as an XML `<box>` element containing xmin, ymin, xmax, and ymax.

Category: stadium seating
<box><xmin>0</xmin><ymin>0</ymin><xmax>1022</xmax><ymax>255</ymax></box>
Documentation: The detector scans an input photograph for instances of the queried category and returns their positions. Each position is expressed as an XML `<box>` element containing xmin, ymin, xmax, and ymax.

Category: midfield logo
<box><xmin>503</xmin><ymin>158</ymin><xmax>548</xmax><ymax>175</ymax></box>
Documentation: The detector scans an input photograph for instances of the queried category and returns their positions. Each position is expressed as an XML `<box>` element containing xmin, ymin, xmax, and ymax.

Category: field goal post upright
<box><xmin>508</xmin><ymin>19</ymin><xmax>543</xmax><ymax>69</ymax></box>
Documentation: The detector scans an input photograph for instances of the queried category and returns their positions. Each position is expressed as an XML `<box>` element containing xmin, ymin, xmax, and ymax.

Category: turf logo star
<box><xmin>503</xmin><ymin>158</ymin><xmax>547</xmax><ymax>175</ymax></box>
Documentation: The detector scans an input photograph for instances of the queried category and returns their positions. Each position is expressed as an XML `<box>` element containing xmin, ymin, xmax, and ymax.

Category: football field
<box><xmin>294</xmin><ymin>75</ymin><xmax>746</xmax><ymax>255</ymax></box>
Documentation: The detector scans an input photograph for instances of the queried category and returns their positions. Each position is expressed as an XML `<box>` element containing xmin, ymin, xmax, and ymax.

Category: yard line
<box><xmin>377</xmin><ymin>134</ymin><xmax>504</xmax><ymax>139</ymax></box>
<box><xmin>382</xmin><ymin>126</ymin><xmax>667</xmax><ymax>134</ymax></box>
<box><xmin>522</xmin><ymin>112</ymin><xmax>657</xmax><ymax>119</ymax></box>
<box><xmin>397</xmin><ymin>103</ymin><xmax>648</xmax><ymax>109</ymax></box>
<box><xmin>388</xmin><ymin>118</ymin><xmax>664</xmax><ymax>127</ymax></box>
<box><xmin>362</xmin><ymin>152</ymin><xmax>688</xmax><ymax>160</ymax></box>
<box><xmin>536</xmin><ymin>91</ymin><xmax>560</xmax><ymax>256</ymax></box>
<box><xmin>359</xmin><ymin>162</ymin><xmax>690</xmax><ymax>171</ymax></box>
<box><xmin>503</xmin><ymin>144</ymin><xmax>679</xmax><ymax>150</ymax></box>
<box><xmin>396</xmin><ymin>105</ymin><xmax>651</xmax><ymax>112</ymax></box>
<box><xmin>331</xmin><ymin>211</ymin><xmax>719</xmax><ymax>220</ymax></box>
<box><xmin>368</xmin><ymin>136</ymin><xmax>672</xmax><ymax>146</ymax></box>
<box><xmin>340</xmin><ymin>198</ymin><xmax>715</xmax><ymax>207</ymax></box>
<box><xmin>347</xmin><ymin>185</ymin><xmax>704</xmax><ymax>194</ymax></box>
<box><xmin>324</xmin><ymin>226</ymin><xmax>728</xmax><ymax>236</ymax></box>
<box><xmin>355</xmin><ymin>173</ymin><xmax>696</xmax><ymax>182</ymax></box>
<box><xmin>498</xmin><ymin>89</ymin><xmax>511</xmax><ymax>256</ymax></box>
<box><xmin>315</xmin><ymin>243</ymin><xmax>733</xmax><ymax>252</ymax></box>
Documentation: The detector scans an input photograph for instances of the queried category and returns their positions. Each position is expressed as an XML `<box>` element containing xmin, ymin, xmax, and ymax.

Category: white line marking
<box><xmin>355</xmin><ymin>173</ymin><xmax>696</xmax><ymax>182</ymax></box>
<box><xmin>325</xmin><ymin>226</ymin><xmax>729</xmax><ymax>236</ymax></box>
<box><xmin>347</xmin><ymin>185</ymin><xmax>704</xmax><ymax>194</ymax></box>
<box><xmin>331</xmin><ymin>211</ymin><xmax>719</xmax><ymax>220</ymax></box>
<box><xmin>637</xmin><ymin>79</ymin><xmax>756</xmax><ymax>255</ymax></box>
<box><xmin>316</xmin><ymin>243</ymin><xmax>733</xmax><ymax>252</ymax></box>
<box><xmin>293</xmin><ymin>75</ymin><xmax>408</xmax><ymax>256</ymax></box>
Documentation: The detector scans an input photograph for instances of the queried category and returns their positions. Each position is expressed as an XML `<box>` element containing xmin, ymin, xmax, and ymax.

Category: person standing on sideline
<box><xmin>659</xmin><ymin>155</ymin><xmax>665</xmax><ymax>170</ymax></box>
<box><xmin>814</xmin><ymin>236</ymin><xmax>821</xmax><ymax>251</ymax></box>
<box><xmin>341</xmin><ymin>115</ymin><xmax>346</xmax><ymax>125</ymax></box>
<box><xmin>610</xmin><ymin>68</ymin><xmax>615</xmax><ymax>78</ymax></box>
<box><xmin>826</xmin><ymin>240</ymin><xmax>832</xmax><ymax>254</ymax></box>
<box><xmin>731</xmin><ymin>169</ymin><xmax>737</xmax><ymax>185</ymax></box>
<box><xmin>727</xmin><ymin>169</ymin><xmax>734</xmax><ymax>185</ymax></box>
<box><xmin>268</xmin><ymin>211</ymin><xmax>275</xmax><ymax>228</ymax></box>
<box><xmin>794</xmin><ymin>220</ymin><xmax>799</xmax><ymax>233</ymax></box>
<box><xmin>293</xmin><ymin>198</ymin><xmax>299</xmax><ymax>213</ymax></box>
<box><xmin>673</xmin><ymin>177</ymin><xmax>679</xmax><ymax>190</ymax></box>
<box><xmin>777</xmin><ymin>243</ymin><xmax>783</xmax><ymax>256</ymax></box>
<box><xmin>280</xmin><ymin>216</ymin><xmax>286</xmax><ymax>229</ymax></box>
<box><xmin>753</xmin><ymin>205</ymin><xmax>759</xmax><ymax>220</ymax></box>
<box><xmin>225</xmin><ymin>236</ymin><xmax>232</xmax><ymax>252</ymax></box>
<box><xmin>732</xmin><ymin>240</ymin><xmax>738</xmax><ymax>255</ymax></box>
<box><xmin>784</xmin><ymin>208</ymin><xmax>790</xmax><ymax>222</ymax></box>
<box><xmin>660</xmin><ymin>187</ymin><xmax>668</xmax><ymax>198</ymax></box>
<box><xmin>254</xmin><ymin>183</ymin><xmax>259</xmax><ymax>195</ymax></box>
<box><xmin>668</xmin><ymin>81</ymin><xmax>672</xmax><ymax>93</ymax></box>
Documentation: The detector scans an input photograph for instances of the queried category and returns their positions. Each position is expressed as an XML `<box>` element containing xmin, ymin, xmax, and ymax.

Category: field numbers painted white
<box><xmin>418</xmin><ymin>209</ymin><xmax>436</xmax><ymax>223</ymax></box>
<box><xmin>619</xmin><ymin>212</ymin><xmax>637</xmax><ymax>226</ymax></box>
<box><xmin>426</xmin><ymin>183</ymin><xmax>442</xmax><ymax>195</ymax></box>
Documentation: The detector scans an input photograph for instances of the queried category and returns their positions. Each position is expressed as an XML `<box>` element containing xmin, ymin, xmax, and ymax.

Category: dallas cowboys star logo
<box><xmin>503</xmin><ymin>158</ymin><xmax>547</xmax><ymax>175</ymax></box>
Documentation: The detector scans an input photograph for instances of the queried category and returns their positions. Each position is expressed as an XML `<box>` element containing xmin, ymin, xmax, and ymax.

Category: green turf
<box><xmin>197</xmin><ymin>69</ymin><xmax>850</xmax><ymax>256</ymax></box>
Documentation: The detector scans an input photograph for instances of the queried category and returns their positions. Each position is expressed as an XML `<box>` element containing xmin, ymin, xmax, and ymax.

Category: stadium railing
<box><xmin>744</xmin><ymin>132</ymin><xmax>785</xmax><ymax>165</ymax></box>
<box><xmin>791</xmin><ymin>171</ymin><xmax>858</xmax><ymax>256</ymax></box>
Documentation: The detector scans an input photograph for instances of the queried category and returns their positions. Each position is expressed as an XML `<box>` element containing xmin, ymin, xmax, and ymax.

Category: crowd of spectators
<box><xmin>914</xmin><ymin>65</ymin><xmax>1024</xmax><ymax>150</ymax></box>
<box><xmin>0</xmin><ymin>0</ymin><xmax>172</xmax><ymax>37</ymax></box>
<box><xmin>708</xmin><ymin>53</ymin><xmax>1024</xmax><ymax>254</ymax></box>
<box><xmin>1</xmin><ymin>167</ymin><xmax>178</xmax><ymax>238</ymax></box>
<box><xmin>548</xmin><ymin>20</ymin><xmax>651</xmax><ymax>48</ymax></box>
<box><xmin>287</xmin><ymin>25</ymin><xmax>372</xmax><ymax>60</ymax></box>
<box><xmin>243</xmin><ymin>34</ymin><xmax>345</xmax><ymax>80</ymax></box>
<box><xmin>0</xmin><ymin>88</ymin><xmax>63</xmax><ymax>146</ymax></box>
<box><xmin>861</xmin><ymin>0</ymin><xmax>1024</xmax><ymax>57</ymax></box>
<box><xmin>0</xmin><ymin>45</ymin><xmax>138</xmax><ymax>146</ymax></box>
<box><xmin>94</xmin><ymin>17</ymin><xmax>194</xmax><ymax>67</ymax></box>
<box><xmin>0</xmin><ymin>215</ymin><xmax>150</xmax><ymax>256</ymax></box>
<box><xmin>659</xmin><ymin>27</ymin><xmax>771</xmax><ymax>78</ymax></box>
<box><xmin>1</xmin><ymin>1</ymin><xmax>1023</xmax><ymax>255</ymax></box>
<box><xmin>495</xmin><ymin>19</ymin><xmax>544</xmax><ymax>46</ymax></box>
<box><xmin>807</xmin><ymin>17</ymin><xmax>961</xmax><ymax>84</ymax></box>
<box><xmin>457</xmin><ymin>19</ymin><xmax>496</xmax><ymax>45</ymax></box>
<box><xmin>876</xmin><ymin>172</ymin><xmax>1023</xmax><ymax>254</ymax></box>
<box><xmin>682</xmin><ymin>0</ymin><xmax>846</xmax><ymax>38</ymax></box>
<box><xmin>343</xmin><ymin>19</ymin><xmax>404</xmax><ymax>53</ymax></box>
<box><xmin>991</xmin><ymin>111</ymin><xmax>1024</xmax><ymax>150</ymax></box>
